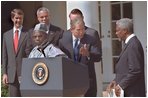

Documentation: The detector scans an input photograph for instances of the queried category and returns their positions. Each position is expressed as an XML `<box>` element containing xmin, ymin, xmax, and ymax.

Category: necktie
<box><xmin>14</xmin><ymin>30</ymin><xmax>19</xmax><ymax>53</ymax></box>
<box><xmin>74</xmin><ymin>39</ymin><xmax>79</xmax><ymax>62</ymax></box>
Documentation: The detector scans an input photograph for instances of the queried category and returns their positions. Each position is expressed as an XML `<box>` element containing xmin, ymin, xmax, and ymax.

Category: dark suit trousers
<box><xmin>8</xmin><ymin>75</ymin><xmax>21</xmax><ymax>97</ymax></box>
<box><xmin>84</xmin><ymin>78</ymin><xmax>97</xmax><ymax>97</ymax></box>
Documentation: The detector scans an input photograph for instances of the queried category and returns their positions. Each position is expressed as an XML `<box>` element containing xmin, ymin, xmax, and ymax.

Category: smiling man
<box><xmin>2</xmin><ymin>9</ymin><xmax>31</xmax><ymax>97</ymax></box>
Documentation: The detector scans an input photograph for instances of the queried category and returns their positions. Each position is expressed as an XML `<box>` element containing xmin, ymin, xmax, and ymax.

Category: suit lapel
<box><xmin>9</xmin><ymin>30</ymin><xmax>16</xmax><ymax>55</ymax></box>
<box><xmin>117</xmin><ymin>37</ymin><xmax>134</xmax><ymax>61</ymax></box>
<box><xmin>78</xmin><ymin>34</ymin><xmax>87</xmax><ymax>62</ymax></box>
<box><xmin>69</xmin><ymin>32</ymin><xmax>74</xmax><ymax>60</ymax></box>
<box><xmin>118</xmin><ymin>43</ymin><xmax>128</xmax><ymax>59</ymax></box>
<box><xmin>118</xmin><ymin>36</ymin><xmax>137</xmax><ymax>60</ymax></box>
<box><xmin>16</xmin><ymin>30</ymin><xmax>26</xmax><ymax>55</ymax></box>
<box><xmin>78</xmin><ymin>38</ymin><xmax>84</xmax><ymax>62</ymax></box>
<box><xmin>48</xmin><ymin>31</ymin><xmax>55</xmax><ymax>43</ymax></box>
<box><xmin>47</xmin><ymin>25</ymin><xmax>56</xmax><ymax>43</ymax></box>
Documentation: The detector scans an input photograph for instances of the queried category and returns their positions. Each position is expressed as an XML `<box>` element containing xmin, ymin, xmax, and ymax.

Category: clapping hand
<box><xmin>79</xmin><ymin>44</ymin><xmax>90</xmax><ymax>56</ymax></box>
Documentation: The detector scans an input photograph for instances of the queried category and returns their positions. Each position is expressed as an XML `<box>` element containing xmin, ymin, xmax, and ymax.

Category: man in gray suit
<box><xmin>2</xmin><ymin>9</ymin><xmax>31</xmax><ymax>96</ymax></box>
<box><xmin>68</xmin><ymin>8</ymin><xmax>102</xmax><ymax>97</ymax></box>
<box><xmin>59</xmin><ymin>18</ymin><xmax>101</xmax><ymax>97</ymax></box>
<box><xmin>107</xmin><ymin>18</ymin><xmax>146</xmax><ymax>97</ymax></box>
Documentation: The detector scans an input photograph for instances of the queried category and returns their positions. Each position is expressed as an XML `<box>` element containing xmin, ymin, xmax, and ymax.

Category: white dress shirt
<box><xmin>125</xmin><ymin>34</ymin><xmax>135</xmax><ymax>44</ymax></box>
<box><xmin>13</xmin><ymin>26</ymin><xmax>23</xmax><ymax>39</ymax></box>
<box><xmin>72</xmin><ymin>35</ymin><xmax>80</xmax><ymax>48</ymax></box>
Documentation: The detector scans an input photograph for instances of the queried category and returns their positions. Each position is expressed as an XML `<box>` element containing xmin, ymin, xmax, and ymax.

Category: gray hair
<box><xmin>37</xmin><ymin>7</ymin><xmax>50</xmax><ymax>16</ymax></box>
<box><xmin>116</xmin><ymin>18</ymin><xmax>133</xmax><ymax>33</ymax></box>
<box><xmin>70</xmin><ymin>17</ymin><xmax>85</xmax><ymax>28</ymax></box>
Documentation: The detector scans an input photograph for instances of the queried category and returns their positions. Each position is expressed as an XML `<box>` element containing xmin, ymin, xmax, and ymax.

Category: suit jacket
<box><xmin>2</xmin><ymin>28</ymin><xmax>31</xmax><ymax>83</ymax></box>
<box><xmin>59</xmin><ymin>30</ymin><xmax>101</xmax><ymax>79</ymax></box>
<box><xmin>85</xmin><ymin>26</ymin><xmax>102</xmax><ymax>55</ymax></box>
<box><xmin>114</xmin><ymin>36</ymin><xmax>145</xmax><ymax>97</ymax></box>
<box><xmin>47</xmin><ymin>24</ymin><xmax>64</xmax><ymax>46</ymax></box>
<box><xmin>29</xmin><ymin>24</ymin><xmax>64</xmax><ymax>49</ymax></box>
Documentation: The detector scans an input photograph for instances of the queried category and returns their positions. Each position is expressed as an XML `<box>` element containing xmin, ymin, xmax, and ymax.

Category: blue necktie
<box><xmin>74</xmin><ymin>39</ymin><xmax>79</xmax><ymax>62</ymax></box>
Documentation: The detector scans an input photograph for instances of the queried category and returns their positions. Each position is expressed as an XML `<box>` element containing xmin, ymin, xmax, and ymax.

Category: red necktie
<box><xmin>14</xmin><ymin>30</ymin><xmax>19</xmax><ymax>53</ymax></box>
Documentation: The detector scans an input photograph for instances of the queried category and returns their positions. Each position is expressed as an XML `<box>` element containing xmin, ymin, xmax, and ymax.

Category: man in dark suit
<box><xmin>68</xmin><ymin>8</ymin><xmax>102</xmax><ymax>97</ymax></box>
<box><xmin>29</xmin><ymin>7</ymin><xmax>64</xmax><ymax>48</ymax></box>
<box><xmin>69</xmin><ymin>8</ymin><xmax>101</xmax><ymax>54</ymax></box>
<box><xmin>106</xmin><ymin>18</ymin><xmax>146</xmax><ymax>97</ymax></box>
<box><xmin>2</xmin><ymin>9</ymin><xmax>31</xmax><ymax>97</ymax></box>
<box><xmin>59</xmin><ymin>18</ymin><xmax>102</xmax><ymax>97</ymax></box>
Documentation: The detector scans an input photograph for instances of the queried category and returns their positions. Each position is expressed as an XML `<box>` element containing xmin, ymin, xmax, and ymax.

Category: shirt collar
<box><xmin>46</xmin><ymin>24</ymin><xmax>50</xmax><ymax>34</ymax></box>
<box><xmin>13</xmin><ymin>26</ymin><xmax>23</xmax><ymax>33</ymax></box>
<box><xmin>72</xmin><ymin>35</ymin><xmax>80</xmax><ymax>41</ymax></box>
<box><xmin>72</xmin><ymin>35</ymin><xmax>80</xmax><ymax>48</ymax></box>
<box><xmin>125</xmin><ymin>34</ymin><xmax>135</xmax><ymax>44</ymax></box>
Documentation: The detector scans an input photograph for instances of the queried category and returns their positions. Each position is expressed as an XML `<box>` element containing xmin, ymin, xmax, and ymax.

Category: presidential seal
<box><xmin>32</xmin><ymin>62</ymin><xmax>49</xmax><ymax>85</ymax></box>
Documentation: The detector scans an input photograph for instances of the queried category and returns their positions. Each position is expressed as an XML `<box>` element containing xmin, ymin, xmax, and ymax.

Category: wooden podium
<box><xmin>20</xmin><ymin>57</ymin><xmax>89</xmax><ymax>97</ymax></box>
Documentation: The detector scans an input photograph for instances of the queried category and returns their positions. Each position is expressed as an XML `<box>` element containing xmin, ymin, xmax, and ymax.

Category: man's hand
<box><xmin>2</xmin><ymin>74</ymin><xmax>8</xmax><ymax>86</ymax></box>
<box><xmin>106</xmin><ymin>81</ymin><xmax>116</xmax><ymax>92</ymax></box>
<box><xmin>79</xmin><ymin>44</ymin><xmax>89</xmax><ymax>56</ymax></box>
<box><xmin>115</xmin><ymin>85</ymin><xmax>121</xmax><ymax>97</ymax></box>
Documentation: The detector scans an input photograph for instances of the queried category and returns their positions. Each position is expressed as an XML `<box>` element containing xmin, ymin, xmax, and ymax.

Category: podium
<box><xmin>20</xmin><ymin>57</ymin><xmax>89</xmax><ymax>97</ymax></box>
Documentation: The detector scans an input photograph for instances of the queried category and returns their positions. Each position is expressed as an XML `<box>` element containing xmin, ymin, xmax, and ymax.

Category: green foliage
<box><xmin>1</xmin><ymin>83</ymin><xmax>8</xmax><ymax>97</ymax></box>
<box><xmin>1</xmin><ymin>73</ymin><xmax>8</xmax><ymax>97</ymax></box>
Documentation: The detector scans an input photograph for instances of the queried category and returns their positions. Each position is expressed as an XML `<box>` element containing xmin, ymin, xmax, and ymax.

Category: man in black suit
<box><xmin>68</xmin><ymin>8</ymin><xmax>102</xmax><ymax>97</ymax></box>
<box><xmin>59</xmin><ymin>18</ymin><xmax>101</xmax><ymax>97</ymax></box>
<box><xmin>29</xmin><ymin>7</ymin><xmax>64</xmax><ymax>48</ymax></box>
<box><xmin>2</xmin><ymin>9</ymin><xmax>31</xmax><ymax>97</ymax></box>
<box><xmin>107</xmin><ymin>18</ymin><xmax>146</xmax><ymax>97</ymax></box>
